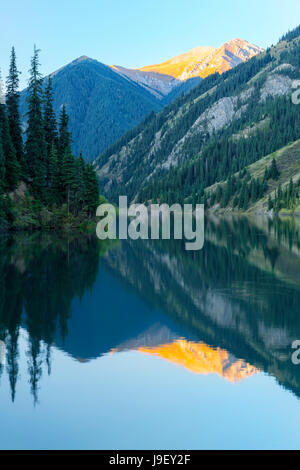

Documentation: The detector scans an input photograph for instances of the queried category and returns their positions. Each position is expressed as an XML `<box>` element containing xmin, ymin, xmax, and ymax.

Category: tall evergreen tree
<box><xmin>84</xmin><ymin>163</ymin><xmax>99</xmax><ymax>216</ymax></box>
<box><xmin>58</xmin><ymin>105</ymin><xmax>71</xmax><ymax>159</ymax></box>
<box><xmin>61</xmin><ymin>145</ymin><xmax>76</xmax><ymax>215</ymax></box>
<box><xmin>0</xmin><ymin>136</ymin><xmax>5</xmax><ymax>194</ymax></box>
<box><xmin>269</xmin><ymin>158</ymin><xmax>280</xmax><ymax>180</ymax></box>
<box><xmin>0</xmin><ymin>102</ymin><xmax>20</xmax><ymax>191</ymax></box>
<box><xmin>48</xmin><ymin>144</ymin><xmax>60</xmax><ymax>203</ymax></box>
<box><xmin>73</xmin><ymin>153</ymin><xmax>86</xmax><ymax>212</ymax></box>
<box><xmin>6</xmin><ymin>47</ymin><xmax>24</xmax><ymax>170</ymax></box>
<box><xmin>25</xmin><ymin>46</ymin><xmax>47</xmax><ymax>201</ymax></box>
<box><xmin>43</xmin><ymin>77</ymin><xmax>57</xmax><ymax>161</ymax></box>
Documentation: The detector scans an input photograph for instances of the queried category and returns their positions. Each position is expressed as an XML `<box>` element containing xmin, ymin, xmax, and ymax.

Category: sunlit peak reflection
<box><xmin>135</xmin><ymin>340</ymin><xmax>258</xmax><ymax>382</ymax></box>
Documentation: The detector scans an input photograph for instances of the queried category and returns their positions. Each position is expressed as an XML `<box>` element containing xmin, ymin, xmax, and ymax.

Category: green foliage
<box><xmin>208</xmin><ymin>158</ymin><xmax>280</xmax><ymax>211</ymax></box>
<box><xmin>6</xmin><ymin>47</ymin><xmax>24</xmax><ymax>170</ymax></box>
<box><xmin>20</xmin><ymin>58</ymin><xmax>163</xmax><ymax>162</ymax></box>
<box><xmin>0</xmin><ymin>103</ymin><xmax>20</xmax><ymax>190</ymax></box>
<box><xmin>0</xmin><ymin>46</ymin><xmax>100</xmax><ymax>230</ymax></box>
<box><xmin>272</xmin><ymin>177</ymin><xmax>300</xmax><ymax>213</ymax></box>
<box><xmin>58</xmin><ymin>104</ymin><xmax>71</xmax><ymax>159</ymax></box>
<box><xmin>25</xmin><ymin>46</ymin><xmax>47</xmax><ymax>201</ymax></box>
<box><xmin>44</xmin><ymin>77</ymin><xmax>58</xmax><ymax>161</ymax></box>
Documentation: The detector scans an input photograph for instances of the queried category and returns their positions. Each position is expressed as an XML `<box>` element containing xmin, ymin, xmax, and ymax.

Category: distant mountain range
<box><xmin>112</xmin><ymin>38</ymin><xmax>262</xmax><ymax>97</ymax></box>
<box><xmin>19</xmin><ymin>38</ymin><xmax>262</xmax><ymax>161</ymax></box>
<box><xmin>95</xmin><ymin>25</ymin><xmax>300</xmax><ymax>213</ymax></box>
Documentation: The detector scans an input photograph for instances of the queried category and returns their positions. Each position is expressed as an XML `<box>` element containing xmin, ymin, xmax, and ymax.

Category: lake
<box><xmin>1</xmin><ymin>216</ymin><xmax>300</xmax><ymax>450</ymax></box>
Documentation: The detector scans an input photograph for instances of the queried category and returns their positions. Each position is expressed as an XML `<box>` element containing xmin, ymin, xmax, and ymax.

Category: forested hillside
<box><xmin>20</xmin><ymin>56</ymin><xmax>163</xmax><ymax>161</ymax></box>
<box><xmin>95</xmin><ymin>25</ymin><xmax>300</xmax><ymax>212</ymax></box>
<box><xmin>0</xmin><ymin>47</ymin><xmax>99</xmax><ymax>231</ymax></box>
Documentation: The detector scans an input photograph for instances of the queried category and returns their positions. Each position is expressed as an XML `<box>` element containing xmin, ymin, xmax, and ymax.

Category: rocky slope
<box><xmin>137</xmin><ymin>39</ymin><xmax>262</xmax><ymax>80</ymax></box>
<box><xmin>112</xmin><ymin>39</ymin><xmax>262</xmax><ymax>99</ymax></box>
<box><xmin>95</xmin><ymin>29</ymin><xmax>300</xmax><ymax>202</ymax></box>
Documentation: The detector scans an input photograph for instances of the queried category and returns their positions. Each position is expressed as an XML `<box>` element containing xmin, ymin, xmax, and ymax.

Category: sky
<box><xmin>1</xmin><ymin>0</ymin><xmax>300</xmax><ymax>89</ymax></box>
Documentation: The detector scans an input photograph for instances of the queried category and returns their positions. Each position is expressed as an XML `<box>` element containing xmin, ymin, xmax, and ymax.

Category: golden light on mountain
<box><xmin>138</xmin><ymin>46</ymin><xmax>215</xmax><ymax>79</ymax></box>
<box><xmin>137</xmin><ymin>340</ymin><xmax>258</xmax><ymax>382</ymax></box>
<box><xmin>138</xmin><ymin>39</ymin><xmax>263</xmax><ymax>80</ymax></box>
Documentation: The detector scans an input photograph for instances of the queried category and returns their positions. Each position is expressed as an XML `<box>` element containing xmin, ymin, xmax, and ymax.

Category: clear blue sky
<box><xmin>1</xmin><ymin>0</ymin><xmax>300</xmax><ymax>89</ymax></box>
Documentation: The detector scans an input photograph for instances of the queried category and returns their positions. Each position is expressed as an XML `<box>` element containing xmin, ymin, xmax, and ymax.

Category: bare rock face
<box><xmin>177</xmin><ymin>39</ymin><xmax>263</xmax><ymax>80</ymax></box>
<box><xmin>111</xmin><ymin>65</ymin><xmax>179</xmax><ymax>99</ymax></box>
<box><xmin>157</xmin><ymin>96</ymin><xmax>243</xmax><ymax>172</ymax></box>
<box><xmin>111</xmin><ymin>38</ymin><xmax>263</xmax><ymax>96</ymax></box>
<box><xmin>260</xmin><ymin>74</ymin><xmax>293</xmax><ymax>102</ymax></box>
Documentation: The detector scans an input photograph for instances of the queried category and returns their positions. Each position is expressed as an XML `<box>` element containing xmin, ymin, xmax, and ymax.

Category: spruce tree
<box><xmin>61</xmin><ymin>145</ymin><xmax>76</xmax><ymax>215</ymax></box>
<box><xmin>73</xmin><ymin>153</ymin><xmax>86</xmax><ymax>212</ymax></box>
<box><xmin>269</xmin><ymin>158</ymin><xmax>280</xmax><ymax>180</ymax></box>
<box><xmin>58</xmin><ymin>105</ymin><xmax>71</xmax><ymax>159</ymax></box>
<box><xmin>25</xmin><ymin>46</ymin><xmax>47</xmax><ymax>202</ymax></box>
<box><xmin>6</xmin><ymin>47</ymin><xmax>24</xmax><ymax>171</ymax></box>
<box><xmin>48</xmin><ymin>144</ymin><xmax>60</xmax><ymax>203</ymax></box>
<box><xmin>0</xmin><ymin>136</ymin><xmax>5</xmax><ymax>194</ymax></box>
<box><xmin>0</xmin><ymin>102</ymin><xmax>20</xmax><ymax>190</ymax></box>
<box><xmin>43</xmin><ymin>77</ymin><xmax>58</xmax><ymax>163</ymax></box>
<box><xmin>84</xmin><ymin>164</ymin><xmax>99</xmax><ymax>216</ymax></box>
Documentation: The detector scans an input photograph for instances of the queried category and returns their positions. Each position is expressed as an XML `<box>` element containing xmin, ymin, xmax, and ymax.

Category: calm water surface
<box><xmin>1</xmin><ymin>217</ymin><xmax>300</xmax><ymax>449</ymax></box>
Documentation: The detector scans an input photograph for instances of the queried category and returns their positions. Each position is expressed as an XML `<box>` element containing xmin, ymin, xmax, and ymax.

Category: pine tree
<box><xmin>43</xmin><ymin>77</ymin><xmax>58</xmax><ymax>163</ymax></box>
<box><xmin>61</xmin><ymin>145</ymin><xmax>76</xmax><ymax>215</ymax></box>
<box><xmin>0</xmin><ymin>136</ymin><xmax>5</xmax><ymax>194</ymax></box>
<box><xmin>48</xmin><ymin>144</ymin><xmax>60</xmax><ymax>203</ymax></box>
<box><xmin>0</xmin><ymin>102</ymin><xmax>20</xmax><ymax>190</ymax></box>
<box><xmin>6</xmin><ymin>47</ymin><xmax>24</xmax><ymax>171</ymax></box>
<box><xmin>269</xmin><ymin>158</ymin><xmax>280</xmax><ymax>180</ymax></box>
<box><xmin>73</xmin><ymin>153</ymin><xmax>86</xmax><ymax>212</ymax></box>
<box><xmin>25</xmin><ymin>46</ymin><xmax>47</xmax><ymax>202</ymax></box>
<box><xmin>58</xmin><ymin>105</ymin><xmax>71</xmax><ymax>159</ymax></box>
<box><xmin>84</xmin><ymin>164</ymin><xmax>99</xmax><ymax>216</ymax></box>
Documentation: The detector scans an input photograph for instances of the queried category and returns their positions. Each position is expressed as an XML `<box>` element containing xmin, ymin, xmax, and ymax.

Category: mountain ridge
<box><xmin>95</xmin><ymin>26</ymin><xmax>300</xmax><ymax>206</ymax></box>
<box><xmin>137</xmin><ymin>39</ymin><xmax>263</xmax><ymax>80</ymax></box>
<box><xmin>112</xmin><ymin>38</ymin><xmax>263</xmax><ymax>98</ymax></box>
<box><xmin>19</xmin><ymin>57</ymin><xmax>163</xmax><ymax>161</ymax></box>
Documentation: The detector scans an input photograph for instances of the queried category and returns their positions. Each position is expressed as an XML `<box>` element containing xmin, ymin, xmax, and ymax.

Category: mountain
<box><xmin>138</xmin><ymin>39</ymin><xmax>262</xmax><ymax>80</ymax></box>
<box><xmin>100</xmin><ymin>218</ymin><xmax>300</xmax><ymax>399</ymax></box>
<box><xmin>18</xmin><ymin>39</ymin><xmax>262</xmax><ymax>163</ymax></box>
<box><xmin>111</xmin><ymin>65</ymin><xmax>178</xmax><ymax>99</ymax></box>
<box><xmin>19</xmin><ymin>56</ymin><xmax>163</xmax><ymax>161</ymax></box>
<box><xmin>112</xmin><ymin>39</ymin><xmax>262</xmax><ymax>99</ymax></box>
<box><xmin>114</xmin><ymin>337</ymin><xmax>257</xmax><ymax>382</ymax></box>
<box><xmin>95</xmin><ymin>26</ymin><xmax>300</xmax><ymax>207</ymax></box>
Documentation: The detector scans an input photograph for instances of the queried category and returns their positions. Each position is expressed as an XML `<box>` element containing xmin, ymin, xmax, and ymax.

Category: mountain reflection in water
<box><xmin>1</xmin><ymin>216</ymin><xmax>300</xmax><ymax>406</ymax></box>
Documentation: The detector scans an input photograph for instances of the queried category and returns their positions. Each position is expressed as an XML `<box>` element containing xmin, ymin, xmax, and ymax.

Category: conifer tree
<box><xmin>73</xmin><ymin>153</ymin><xmax>86</xmax><ymax>212</ymax></box>
<box><xmin>48</xmin><ymin>144</ymin><xmax>60</xmax><ymax>203</ymax></box>
<box><xmin>269</xmin><ymin>158</ymin><xmax>280</xmax><ymax>180</ymax></box>
<box><xmin>0</xmin><ymin>136</ymin><xmax>5</xmax><ymax>194</ymax></box>
<box><xmin>0</xmin><ymin>102</ymin><xmax>20</xmax><ymax>190</ymax></box>
<box><xmin>61</xmin><ymin>145</ymin><xmax>76</xmax><ymax>215</ymax></box>
<box><xmin>84</xmin><ymin>163</ymin><xmax>99</xmax><ymax>216</ymax></box>
<box><xmin>6</xmin><ymin>47</ymin><xmax>24</xmax><ymax>171</ymax></box>
<box><xmin>58</xmin><ymin>105</ymin><xmax>71</xmax><ymax>159</ymax></box>
<box><xmin>43</xmin><ymin>77</ymin><xmax>58</xmax><ymax>162</ymax></box>
<box><xmin>25</xmin><ymin>46</ymin><xmax>47</xmax><ymax>201</ymax></box>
